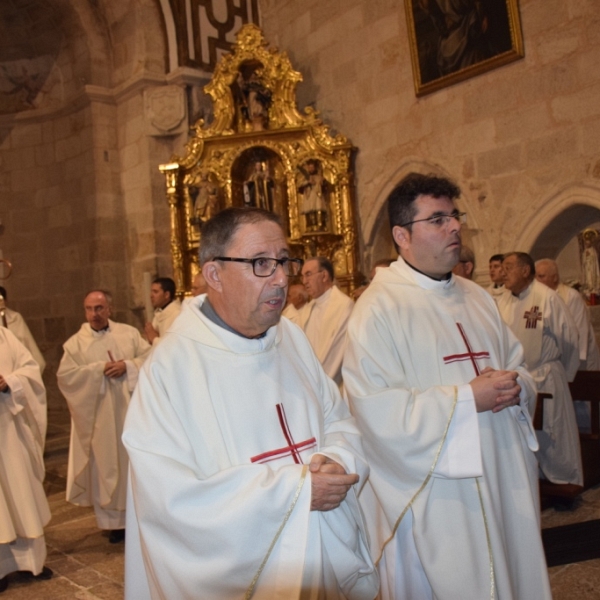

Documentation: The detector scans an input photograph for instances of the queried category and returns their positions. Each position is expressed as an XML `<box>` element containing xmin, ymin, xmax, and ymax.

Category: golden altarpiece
<box><xmin>159</xmin><ymin>25</ymin><xmax>361</xmax><ymax>296</ymax></box>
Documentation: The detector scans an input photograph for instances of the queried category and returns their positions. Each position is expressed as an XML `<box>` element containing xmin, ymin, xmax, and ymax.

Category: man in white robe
<box><xmin>343</xmin><ymin>173</ymin><xmax>551</xmax><ymax>600</ymax></box>
<box><xmin>144</xmin><ymin>277</ymin><xmax>181</xmax><ymax>345</ymax></box>
<box><xmin>536</xmin><ymin>258</ymin><xmax>600</xmax><ymax>371</ymax></box>
<box><xmin>0</xmin><ymin>328</ymin><xmax>52</xmax><ymax>592</ymax></box>
<box><xmin>282</xmin><ymin>283</ymin><xmax>309</xmax><ymax>324</ymax></box>
<box><xmin>297</xmin><ymin>257</ymin><xmax>354</xmax><ymax>386</ymax></box>
<box><xmin>0</xmin><ymin>286</ymin><xmax>45</xmax><ymax>373</ymax></box>
<box><xmin>57</xmin><ymin>290</ymin><xmax>150</xmax><ymax>543</ymax></box>
<box><xmin>123</xmin><ymin>207</ymin><xmax>378</xmax><ymax>600</ymax></box>
<box><xmin>487</xmin><ymin>253</ymin><xmax>506</xmax><ymax>299</ymax></box>
<box><xmin>498</xmin><ymin>252</ymin><xmax>582</xmax><ymax>486</ymax></box>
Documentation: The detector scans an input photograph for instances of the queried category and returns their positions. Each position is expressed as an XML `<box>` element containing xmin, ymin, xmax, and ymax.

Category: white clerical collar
<box><xmin>399</xmin><ymin>257</ymin><xmax>454</xmax><ymax>291</ymax></box>
<box><xmin>314</xmin><ymin>286</ymin><xmax>333</xmax><ymax>306</ymax></box>
<box><xmin>90</xmin><ymin>322</ymin><xmax>111</xmax><ymax>336</ymax></box>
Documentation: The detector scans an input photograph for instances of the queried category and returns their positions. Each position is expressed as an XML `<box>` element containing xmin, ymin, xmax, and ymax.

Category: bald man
<box><xmin>57</xmin><ymin>291</ymin><xmax>151</xmax><ymax>542</ymax></box>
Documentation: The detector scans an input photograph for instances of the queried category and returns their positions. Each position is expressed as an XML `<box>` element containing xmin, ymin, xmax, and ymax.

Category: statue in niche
<box><xmin>189</xmin><ymin>171</ymin><xmax>221</xmax><ymax>225</ymax></box>
<box><xmin>243</xmin><ymin>160</ymin><xmax>275</xmax><ymax>212</ymax></box>
<box><xmin>235</xmin><ymin>63</ymin><xmax>272</xmax><ymax>131</ymax></box>
<box><xmin>298</xmin><ymin>159</ymin><xmax>329</xmax><ymax>233</ymax></box>
<box><xmin>581</xmin><ymin>228</ymin><xmax>600</xmax><ymax>296</ymax></box>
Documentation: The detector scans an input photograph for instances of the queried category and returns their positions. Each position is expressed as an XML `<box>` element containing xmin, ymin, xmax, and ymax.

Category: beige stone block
<box><xmin>48</xmin><ymin>204</ymin><xmax>73</xmax><ymax>228</ymax></box>
<box><xmin>525</xmin><ymin>128</ymin><xmax>578</xmax><ymax>168</ymax></box>
<box><xmin>122</xmin><ymin>163</ymin><xmax>151</xmax><ymax>191</ymax></box>
<box><xmin>581</xmin><ymin>116</ymin><xmax>600</xmax><ymax>157</ymax></box>
<box><xmin>362</xmin><ymin>0</ymin><xmax>399</xmax><ymax>26</ymax></box>
<box><xmin>463</xmin><ymin>79</ymin><xmax>520</xmax><ymax>123</ymax></box>
<box><xmin>577</xmin><ymin>49</ymin><xmax>600</xmax><ymax>87</ymax></box>
<box><xmin>496</xmin><ymin>104</ymin><xmax>552</xmax><ymax>144</ymax></box>
<box><xmin>518</xmin><ymin>60</ymin><xmax>579</xmax><ymax>106</ymax></box>
<box><xmin>34</xmin><ymin>185</ymin><xmax>62</xmax><ymax>209</ymax></box>
<box><xmin>124</xmin><ymin>114</ymin><xmax>145</xmax><ymax>147</ymax></box>
<box><xmin>477</xmin><ymin>144</ymin><xmax>523</xmax><ymax>178</ymax></box>
<box><xmin>56</xmin><ymin>136</ymin><xmax>82</xmax><ymax>162</ymax></box>
<box><xmin>330</xmin><ymin>5</ymin><xmax>363</xmax><ymax>42</ymax></box>
<box><xmin>56</xmin><ymin>245</ymin><xmax>83</xmax><ymax>270</ymax></box>
<box><xmin>291</xmin><ymin>10</ymin><xmax>311</xmax><ymax>39</ymax></box>
<box><xmin>534</xmin><ymin>22</ymin><xmax>582</xmax><ymax>66</ymax></box>
<box><xmin>306</xmin><ymin>21</ymin><xmax>335</xmax><ymax>55</ymax></box>
<box><xmin>567</xmin><ymin>0</ymin><xmax>596</xmax><ymax>20</ymax></box>
<box><xmin>379</xmin><ymin>37</ymin><xmax>402</xmax><ymax>70</ymax></box>
<box><xmin>11</xmin><ymin>123</ymin><xmax>43</xmax><ymax>148</ymax></box>
<box><xmin>448</xmin><ymin>119</ymin><xmax>497</xmax><ymax>157</ymax></box>
<box><xmin>64</xmin><ymin>155</ymin><xmax>87</xmax><ymax>181</ymax></box>
<box><xmin>36</xmin><ymin>142</ymin><xmax>56</xmax><ymax>166</ymax></box>
<box><xmin>520</xmin><ymin>0</ymin><xmax>569</xmax><ymax>38</ymax></box>
<box><xmin>365</xmin><ymin>96</ymin><xmax>400</xmax><ymax>130</ymax></box>
<box><xmin>42</xmin><ymin>120</ymin><xmax>54</xmax><ymax>143</ymax></box>
<box><xmin>11</xmin><ymin>166</ymin><xmax>48</xmax><ymax>192</ymax></box>
<box><xmin>583</xmin><ymin>12</ymin><xmax>600</xmax><ymax>47</ymax></box>
<box><xmin>3</xmin><ymin>147</ymin><xmax>36</xmax><ymax>171</ymax></box>
<box><xmin>121</xmin><ymin>143</ymin><xmax>140</xmax><ymax>171</ymax></box>
<box><xmin>551</xmin><ymin>82</ymin><xmax>600</xmax><ymax>123</ymax></box>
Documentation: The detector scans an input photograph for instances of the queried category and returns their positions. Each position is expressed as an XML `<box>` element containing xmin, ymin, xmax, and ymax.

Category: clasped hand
<box><xmin>309</xmin><ymin>454</ymin><xmax>359</xmax><ymax>512</ymax></box>
<box><xmin>104</xmin><ymin>360</ymin><xmax>126</xmax><ymax>378</ymax></box>
<box><xmin>0</xmin><ymin>374</ymin><xmax>7</xmax><ymax>392</ymax></box>
<box><xmin>471</xmin><ymin>367</ymin><xmax>521</xmax><ymax>413</ymax></box>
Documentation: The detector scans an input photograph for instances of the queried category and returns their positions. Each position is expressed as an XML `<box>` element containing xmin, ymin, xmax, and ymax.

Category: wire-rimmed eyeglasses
<box><xmin>213</xmin><ymin>256</ymin><xmax>304</xmax><ymax>277</ymax></box>
<box><xmin>400</xmin><ymin>211</ymin><xmax>467</xmax><ymax>228</ymax></box>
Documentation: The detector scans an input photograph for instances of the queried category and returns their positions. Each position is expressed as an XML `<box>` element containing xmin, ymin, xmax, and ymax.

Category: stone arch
<box><xmin>514</xmin><ymin>183</ymin><xmax>600</xmax><ymax>259</ymax></box>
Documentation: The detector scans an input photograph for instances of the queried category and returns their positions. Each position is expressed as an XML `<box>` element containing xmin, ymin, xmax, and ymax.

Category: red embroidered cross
<box><xmin>524</xmin><ymin>306</ymin><xmax>542</xmax><ymax>329</ymax></box>
<box><xmin>443</xmin><ymin>322</ymin><xmax>490</xmax><ymax>376</ymax></box>
<box><xmin>250</xmin><ymin>403</ymin><xmax>317</xmax><ymax>465</ymax></box>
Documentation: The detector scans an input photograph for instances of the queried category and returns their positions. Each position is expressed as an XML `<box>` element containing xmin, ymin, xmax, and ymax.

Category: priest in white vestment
<box><xmin>0</xmin><ymin>328</ymin><xmax>52</xmax><ymax>592</ymax></box>
<box><xmin>343</xmin><ymin>173</ymin><xmax>551</xmax><ymax>600</ymax></box>
<box><xmin>281</xmin><ymin>283</ymin><xmax>309</xmax><ymax>324</ymax></box>
<box><xmin>144</xmin><ymin>277</ymin><xmax>182</xmax><ymax>345</ymax></box>
<box><xmin>0</xmin><ymin>286</ymin><xmax>46</xmax><ymax>373</ymax></box>
<box><xmin>123</xmin><ymin>208</ymin><xmax>378</xmax><ymax>600</ymax></box>
<box><xmin>57</xmin><ymin>290</ymin><xmax>151</xmax><ymax>542</ymax></box>
<box><xmin>487</xmin><ymin>253</ymin><xmax>506</xmax><ymax>299</ymax></box>
<box><xmin>297</xmin><ymin>257</ymin><xmax>354</xmax><ymax>386</ymax></box>
<box><xmin>498</xmin><ymin>253</ymin><xmax>583</xmax><ymax>486</ymax></box>
<box><xmin>536</xmin><ymin>258</ymin><xmax>600</xmax><ymax>371</ymax></box>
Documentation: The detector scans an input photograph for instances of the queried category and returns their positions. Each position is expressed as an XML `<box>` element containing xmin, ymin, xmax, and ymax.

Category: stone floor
<box><xmin>3</xmin><ymin>405</ymin><xmax>600</xmax><ymax>598</ymax></box>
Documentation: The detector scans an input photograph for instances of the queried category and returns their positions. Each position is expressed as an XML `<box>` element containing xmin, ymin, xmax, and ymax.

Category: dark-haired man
<box><xmin>343</xmin><ymin>173</ymin><xmax>551</xmax><ymax>599</ymax></box>
<box><xmin>298</xmin><ymin>256</ymin><xmax>354</xmax><ymax>386</ymax></box>
<box><xmin>144</xmin><ymin>277</ymin><xmax>181</xmax><ymax>345</ymax></box>
<box><xmin>498</xmin><ymin>252</ymin><xmax>582</xmax><ymax>487</ymax></box>
<box><xmin>57</xmin><ymin>290</ymin><xmax>151</xmax><ymax>543</ymax></box>
<box><xmin>123</xmin><ymin>207</ymin><xmax>378</xmax><ymax>599</ymax></box>
<box><xmin>488</xmin><ymin>253</ymin><xmax>506</xmax><ymax>298</ymax></box>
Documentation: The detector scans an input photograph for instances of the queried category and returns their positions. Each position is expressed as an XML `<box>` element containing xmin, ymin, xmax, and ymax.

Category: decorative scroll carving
<box><xmin>160</xmin><ymin>24</ymin><xmax>361</xmax><ymax>296</ymax></box>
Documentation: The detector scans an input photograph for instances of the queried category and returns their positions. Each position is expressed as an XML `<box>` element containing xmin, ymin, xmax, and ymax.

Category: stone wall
<box><xmin>259</xmin><ymin>0</ymin><xmax>600</xmax><ymax>283</ymax></box>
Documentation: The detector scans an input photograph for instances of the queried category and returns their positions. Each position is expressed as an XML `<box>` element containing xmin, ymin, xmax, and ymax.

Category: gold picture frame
<box><xmin>404</xmin><ymin>0</ymin><xmax>524</xmax><ymax>97</ymax></box>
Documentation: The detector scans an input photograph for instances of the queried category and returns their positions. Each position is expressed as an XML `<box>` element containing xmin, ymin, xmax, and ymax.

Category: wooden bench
<box><xmin>534</xmin><ymin>370</ymin><xmax>600</xmax><ymax>502</ymax></box>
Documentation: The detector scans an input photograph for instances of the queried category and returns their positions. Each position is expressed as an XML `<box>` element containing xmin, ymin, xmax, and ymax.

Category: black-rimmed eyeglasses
<box><xmin>213</xmin><ymin>256</ymin><xmax>304</xmax><ymax>277</ymax></box>
<box><xmin>400</xmin><ymin>211</ymin><xmax>467</xmax><ymax>228</ymax></box>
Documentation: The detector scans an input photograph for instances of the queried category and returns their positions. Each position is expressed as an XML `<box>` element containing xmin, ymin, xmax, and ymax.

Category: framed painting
<box><xmin>404</xmin><ymin>0</ymin><xmax>524</xmax><ymax>96</ymax></box>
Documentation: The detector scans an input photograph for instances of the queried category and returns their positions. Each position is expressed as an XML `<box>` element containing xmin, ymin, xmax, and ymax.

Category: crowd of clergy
<box><xmin>0</xmin><ymin>170</ymin><xmax>597</xmax><ymax>598</ymax></box>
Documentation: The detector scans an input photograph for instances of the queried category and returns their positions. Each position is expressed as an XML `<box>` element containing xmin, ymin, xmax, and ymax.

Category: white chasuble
<box><xmin>1</xmin><ymin>307</ymin><xmax>46</xmax><ymax>373</ymax></box>
<box><xmin>123</xmin><ymin>296</ymin><xmax>378</xmax><ymax>600</ymax></box>
<box><xmin>498</xmin><ymin>280</ymin><xmax>583</xmax><ymax>485</ymax></box>
<box><xmin>57</xmin><ymin>321</ymin><xmax>150</xmax><ymax>516</ymax></box>
<box><xmin>150</xmin><ymin>299</ymin><xmax>181</xmax><ymax>344</ymax></box>
<box><xmin>0</xmin><ymin>328</ymin><xmax>50</xmax><ymax>578</ymax></box>
<box><xmin>297</xmin><ymin>286</ymin><xmax>354</xmax><ymax>386</ymax></box>
<box><xmin>343</xmin><ymin>257</ymin><xmax>551</xmax><ymax>600</ymax></box>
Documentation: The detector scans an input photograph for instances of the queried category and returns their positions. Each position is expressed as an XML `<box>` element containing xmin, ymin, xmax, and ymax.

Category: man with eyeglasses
<box><xmin>297</xmin><ymin>256</ymin><xmax>354</xmax><ymax>386</ymax></box>
<box><xmin>343</xmin><ymin>173</ymin><xmax>551</xmax><ymax>599</ymax></box>
<box><xmin>122</xmin><ymin>207</ymin><xmax>378</xmax><ymax>600</ymax></box>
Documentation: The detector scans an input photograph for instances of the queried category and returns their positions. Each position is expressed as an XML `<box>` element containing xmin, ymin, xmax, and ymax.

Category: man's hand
<box><xmin>309</xmin><ymin>454</ymin><xmax>359</xmax><ymax>512</ymax></box>
<box><xmin>471</xmin><ymin>367</ymin><xmax>521</xmax><ymax>414</ymax></box>
<box><xmin>104</xmin><ymin>361</ymin><xmax>127</xmax><ymax>378</ymax></box>
<box><xmin>0</xmin><ymin>374</ymin><xmax>7</xmax><ymax>392</ymax></box>
<box><xmin>144</xmin><ymin>322</ymin><xmax>158</xmax><ymax>343</ymax></box>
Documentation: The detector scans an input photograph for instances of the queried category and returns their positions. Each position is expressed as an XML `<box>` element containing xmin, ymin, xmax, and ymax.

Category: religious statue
<box><xmin>298</xmin><ymin>159</ymin><xmax>329</xmax><ymax>233</ymax></box>
<box><xmin>189</xmin><ymin>171</ymin><xmax>221</xmax><ymax>225</ymax></box>
<box><xmin>243</xmin><ymin>161</ymin><xmax>275</xmax><ymax>212</ymax></box>
<box><xmin>236</xmin><ymin>66</ymin><xmax>272</xmax><ymax>131</ymax></box>
<box><xmin>581</xmin><ymin>228</ymin><xmax>600</xmax><ymax>297</ymax></box>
